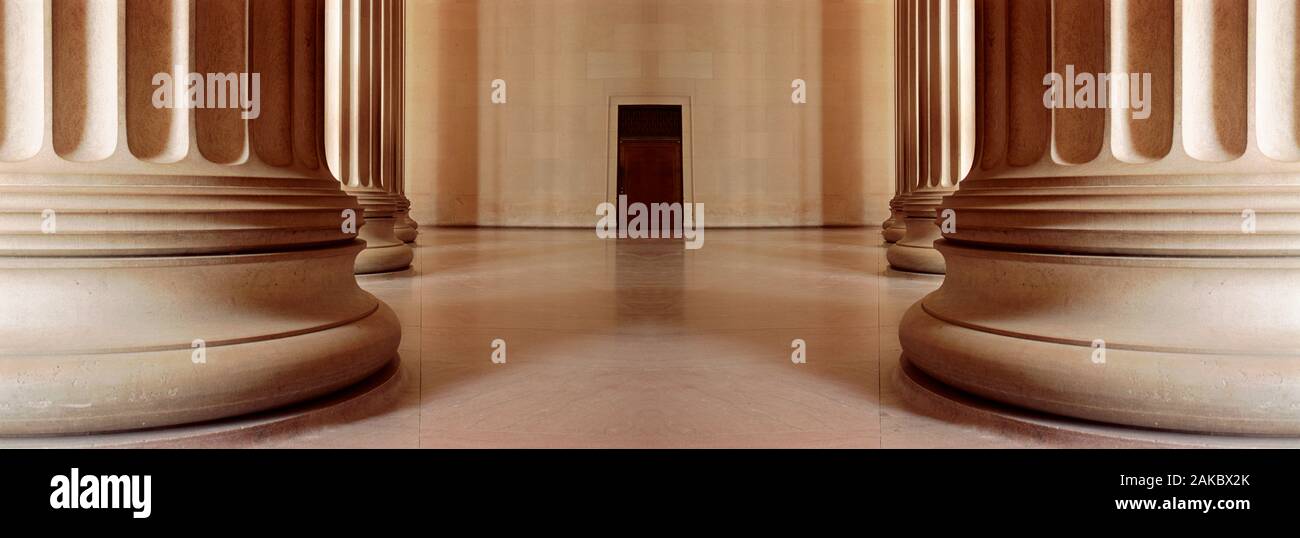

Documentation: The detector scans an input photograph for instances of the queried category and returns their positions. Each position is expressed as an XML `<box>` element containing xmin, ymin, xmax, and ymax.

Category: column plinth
<box><xmin>900</xmin><ymin>0</ymin><xmax>1300</xmax><ymax>434</ymax></box>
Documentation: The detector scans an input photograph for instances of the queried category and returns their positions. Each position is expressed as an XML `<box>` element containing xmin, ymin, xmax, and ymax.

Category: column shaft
<box><xmin>389</xmin><ymin>0</ymin><xmax>418</xmax><ymax>244</ymax></box>
<box><xmin>329</xmin><ymin>0</ymin><xmax>414</xmax><ymax>273</ymax></box>
<box><xmin>883</xmin><ymin>0</ymin><xmax>912</xmax><ymax>243</ymax></box>
<box><xmin>887</xmin><ymin>0</ymin><xmax>974</xmax><ymax>273</ymax></box>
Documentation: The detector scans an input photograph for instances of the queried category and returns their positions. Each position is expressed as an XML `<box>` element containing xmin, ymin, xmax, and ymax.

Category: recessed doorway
<box><xmin>607</xmin><ymin>96</ymin><xmax>694</xmax><ymax>233</ymax></box>
<box><xmin>617</xmin><ymin>105</ymin><xmax>683</xmax><ymax>231</ymax></box>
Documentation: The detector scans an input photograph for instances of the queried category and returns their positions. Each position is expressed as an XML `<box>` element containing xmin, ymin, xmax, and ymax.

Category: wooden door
<box><xmin>616</xmin><ymin>105</ymin><xmax>684</xmax><ymax>233</ymax></box>
<box><xmin>618</xmin><ymin>140</ymin><xmax>683</xmax><ymax>208</ymax></box>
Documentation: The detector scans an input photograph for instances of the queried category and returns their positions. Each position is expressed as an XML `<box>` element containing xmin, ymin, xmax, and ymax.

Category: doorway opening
<box><xmin>617</xmin><ymin>105</ymin><xmax>683</xmax><ymax>233</ymax></box>
<box><xmin>606</xmin><ymin>97</ymin><xmax>694</xmax><ymax>235</ymax></box>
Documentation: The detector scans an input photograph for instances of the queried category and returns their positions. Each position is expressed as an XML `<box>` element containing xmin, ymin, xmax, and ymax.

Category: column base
<box><xmin>0</xmin><ymin>242</ymin><xmax>401</xmax><ymax>435</ymax></box>
<box><xmin>894</xmin><ymin>355</ymin><xmax>1300</xmax><ymax>447</ymax></box>
<box><xmin>348</xmin><ymin>189</ymin><xmax>415</xmax><ymax>274</ymax></box>
<box><xmin>393</xmin><ymin>195</ymin><xmax>419</xmax><ymax>243</ymax></box>
<box><xmin>882</xmin><ymin>213</ymin><xmax>906</xmax><ymax>243</ymax></box>
<box><xmin>394</xmin><ymin>211</ymin><xmax>418</xmax><ymax>243</ymax></box>
<box><xmin>356</xmin><ymin>216</ymin><xmax>414</xmax><ymax>274</ymax></box>
<box><xmin>886</xmin><ymin>216</ymin><xmax>945</xmax><ymax>273</ymax></box>
<box><xmin>0</xmin><ymin>356</ymin><xmax>405</xmax><ymax>447</ymax></box>
<box><xmin>882</xmin><ymin>196</ymin><xmax>907</xmax><ymax>243</ymax></box>
<box><xmin>900</xmin><ymin>240</ymin><xmax>1300</xmax><ymax>436</ymax></box>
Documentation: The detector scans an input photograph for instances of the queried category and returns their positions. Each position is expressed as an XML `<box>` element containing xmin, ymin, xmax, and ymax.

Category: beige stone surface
<box><xmin>403</xmin><ymin>0</ymin><xmax>896</xmax><ymax>227</ymax></box>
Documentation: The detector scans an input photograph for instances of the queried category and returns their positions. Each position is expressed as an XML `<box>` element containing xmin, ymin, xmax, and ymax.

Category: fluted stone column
<box><xmin>0</xmin><ymin>0</ymin><xmax>400</xmax><ymax>435</ymax></box>
<box><xmin>902</xmin><ymin>0</ymin><xmax>1300</xmax><ymax>435</ymax></box>
<box><xmin>388</xmin><ymin>0</ymin><xmax>419</xmax><ymax>244</ymax></box>
<box><xmin>329</xmin><ymin>0</ymin><xmax>413</xmax><ymax>273</ymax></box>
<box><xmin>883</xmin><ymin>1</ymin><xmax>912</xmax><ymax>244</ymax></box>
<box><xmin>886</xmin><ymin>0</ymin><xmax>973</xmax><ymax>273</ymax></box>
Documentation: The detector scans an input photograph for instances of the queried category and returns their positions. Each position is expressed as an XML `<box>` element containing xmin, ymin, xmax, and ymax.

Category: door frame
<box><xmin>607</xmin><ymin>96</ymin><xmax>694</xmax><ymax>210</ymax></box>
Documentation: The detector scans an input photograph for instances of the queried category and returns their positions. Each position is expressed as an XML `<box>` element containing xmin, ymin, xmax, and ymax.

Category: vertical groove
<box><xmin>1050</xmin><ymin>0</ymin><xmax>1106</xmax><ymax>165</ymax></box>
<box><xmin>1257</xmin><ymin>0</ymin><xmax>1300</xmax><ymax>161</ymax></box>
<box><xmin>1109</xmin><ymin>0</ymin><xmax>1173</xmax><ymax>163</ymax></box>
<box><xmin>293</xmin><ymin>0</ymin><xmax>321</xmax><ymax>170</ymax></box>
<box><xmin>390</xmin><ymin>0</ymin><xmax>400</xmax><ymax>193</ymax></box>
<box><xmin>376</xmin><ymin>0</ymin><xmax>389</xmax><ymax>193</ymax></box>
<box><xmin>387</xmin><ymin>0</ymin><xmax>399</xmax><ymax>194</ymax></box>
<box><xmin>0</xmin><ymin>0</ymin><xmax>46</xmax><ymax>162</ymax></box>
<box><xmin>345</xmin><ymin>0</ymin><xmax>362</xmax><ymax>187</ymax></box>
<box><xmin>325</xmin><ymin>0</ymin><xmax>343</xmax><ymax>180</ymax></box>
<box><xmin>391</xmin><ymin>0</ymin><xmax>402</xmax><ymax>195</ymax></box>
<box><xmin>126</xmin><ymin>0</ymin><xmax>189</xmax><ymax>163</ymax></box>
<box><xmin>952</xmin><ymin>0</ymin><xmax>974</xmax><ymax>185</ymax></box>
<box><xmin>390</xmin><ymin>0</ymin><xmax>398</xmax><ymax>193</ymax></box>
<box><xmin>896</xmin><ymin>0</ymin><xmax>907</xmax><ymax>196</ymax></box>
<box><xmin>1182</xmin><ymin>0</ymin><xmax>1246</xmax><ymax>161</ymax></box>
<box><xmin>938</xmin><ymin>0</ymin><xmax>973</xmax><ymax>188</ymax></box>
<box><xmin>917</xmin><ymin>0</ymin><xmax>932</xmax><ymax>188</ymax></box>
<box><xmin>927</xmin><ymin>0</ymin><xmax>944</xmax><ymax>188</ymax></box>
<box><xmin>352</xmin><ymin>0</ymin><xmax>372</xmax><ymax>188</ymax></box>
<box><xmin>1006</xmin><ymin>0</ymin><xmax>1049</xmax><ymax>166</ymax></box>
<box><xmin>251</xmin><ymin>0</ymin><xmax>292</xmax><ymax>167</ymax></box>
<box><xmin>906</xmin><ymin>0</ymin><xmax>920</xmax><ymax>191</ymax></box>
<box><xmin>979</xmin><ymin>0</ymin><xmax>1007</xmax><ymax>170</ymax></box>
<box><xmin>936</xmin><ymin>0</ymin><xmax>952</xmax><ymax>188</ymax></box>
<box><xmin>52</xmin><ymin>0</ymin><xmax>118</xmax><ymax>162</ymax></box>
<box><xmin>194</xmin><ymin>0</ymin><xmax>249</xmax><ymax>165</ymax></box>
<box><xmin>914</xmin><ymin>0</ymin><xmax>925</xmax><ymax>190</ymax></box>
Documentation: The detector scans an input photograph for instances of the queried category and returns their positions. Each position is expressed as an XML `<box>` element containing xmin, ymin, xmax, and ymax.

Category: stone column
<box><xmin>886</xmin><ymin>0</ymin><xmax>974</xmax><ymax>273</ymax></box>
<box><xmin>902</xmin><ymin>0</ymin><xmax>1300</xmax><ymax>435</ymax></box>
<box><xmin>388</xmin><ymin>0</ymin><xmax>419</xmax><ymax>244</ymax></box>
<box><xmin>0</xmin><ymin>0</ymin><xmax>400</xmax><ymax>435</ymax></box>
<box><xmin>329</xmin><ymin>0</ymin><xmax>414</xmax><ymax>273</ymax></box>
<box><xmin>882</xmin><ymin>0</ymin><xmax>912</xmax><ymax>244</ymax></box>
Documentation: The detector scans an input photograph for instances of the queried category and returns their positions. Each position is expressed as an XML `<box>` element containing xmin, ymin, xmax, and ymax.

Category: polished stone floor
<box><xmin>247</xmin><ymin>227</ymin><xmax>1061</xmax><ymax>448</ymax></box>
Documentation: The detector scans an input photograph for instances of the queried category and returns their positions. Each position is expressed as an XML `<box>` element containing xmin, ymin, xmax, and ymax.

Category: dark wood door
<box><xmin>618</xmin><ymin>140</ymin><xmax>683</xmax><ymax>210</ymax></box>
<box><xmin>616</xmin><ymin>105</ymin><xmax>684</xmax><ymax>234</ymax></box>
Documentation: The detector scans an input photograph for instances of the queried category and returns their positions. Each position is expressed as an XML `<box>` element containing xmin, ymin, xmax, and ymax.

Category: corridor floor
<box><xmin>256</xmin><ymin>227</ymin><xmax>1054</xmax><ymax>448</ymax></box>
